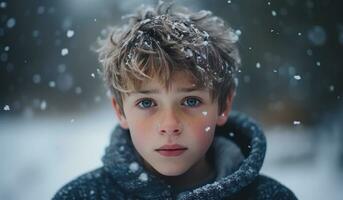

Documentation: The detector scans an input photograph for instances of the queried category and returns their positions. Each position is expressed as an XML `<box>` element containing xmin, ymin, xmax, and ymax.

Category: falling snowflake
<box><xmin>205</xmin><ymin>126</ymin><xmax>211</xmax><ymax>132</ymax></box>
<box><xmin>129</xmin><ymin>162</ymin><xmax>139</xmax><ymax>172</ymax></box>
<box><xmin>106</xmin><ymin>90</ymin><xmax>112</xmax><ymax>97</ymax></box>
<box><xmin>329</xmin><ymin>85</ymin><xmax>335</xmax><ymax>92</ymax></box>
<box><xmin>0</xmin><ymin>2</ymin><xmax>7</xmax><ymax>8</ymax></box>
<box><xmin>32</xmin><ymin>30</ymin><xmax>40</xmax><ymax>38</ymax></box>
<box><xmin>316</xmin><ymin>61</ymin><xmax>321</xmax><ymax>66</ymax></box>
<box><xmin>75</xmin><ymin>86</ymin><xmax>82</xmax><ymax>94</ymax></box>
<box><xmin>307</xmin><ymin>25</ymin><xmax>327</xmax><ymax>46</ymax></box>
<box><xmin>235</xmin><ymin>29</ymin><xmax>242</xmax><ymax>36</ymax></box>
<box><xmin>293</xmin><ymin>75</ymin><xmax>301</xmax><ymax>80</ymax></box>
<box><xmin>202</xmin><ymin>111</ymin><xmax>208</xmax><ymax>116</ymax></box>
<box><xmin>66</xmin><ymin>30</ymin><xmax>74</xmax><ymax>38</ymax></box>
<box><xmin>33</xmin><ymin>74</ymin><xmax>41</xmax><ymax>84</ymax></box>
<box><xmin>3</xmin><ymin>105</ymin><xmax>10</xmax><ymax>111</ymax></box>
<box><xmin>6</xmin><ymin>18</ymin><xmax>16</xmax><ymax>28</ymax></box>
<box><xmin>293</xmin><ymin>121</ymin><xmax>301</xmax><ymax>125</ymax></box>
<box><xmin>61</xmin><ymin>48</ymin><xmax>69</xmax><ymax>56</ymax></box>
<box><xmin>37</xmin><ymin>6</ymin><xmax>45</xmax><ymax>15</ymax></box>
<box><xmin>94</xmin><ymin>96</ymin><xmax>101</xmax><ymax>102</ymax></box>
<box><xmin>271</xmin><ymin>10</ymin><xmax>277</xmax><ymax>16</ymax></box>
<box><xmin>256</xmin><ymin>62</ymin><xmax>261</xmax><ymax>68</ymax></box>
<box><xmin>49</xmin><ymin>81</ymin><xmax>56</xmax><ymax>88</ymax></box>
<box><xmin>91</xmin><ymin>73</ymin><xmax>95</xmax><ymax>78</ymax></box>
<box><xmin>40</xmin><ymin>100</ymin><xmax>47</xmax><ymax>110</ymax></box>
<box><xmin>138</xmin><ymin>172</ymin><xmax>148</xmax><ymax>182</ymax></box>
<box><xmin>306</xmin><ymin>49</ymin><xmax>313</xmax><ymax>56</ymax></box>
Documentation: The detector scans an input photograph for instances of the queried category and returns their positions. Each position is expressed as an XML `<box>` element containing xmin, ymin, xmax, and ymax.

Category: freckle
<box><xmin>202</xmin><ymin>111</ymin><xmax>208</xmax><ymax>116</ymax></box>
<box><xmin>205</xmin><ymin>126</ymin><xmax>211</xmax><ymax>132</ymax></box>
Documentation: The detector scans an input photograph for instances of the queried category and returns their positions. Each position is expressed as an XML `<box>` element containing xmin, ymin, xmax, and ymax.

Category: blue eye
<box><xmin>137</xmin><ymin>99</ymin><xmax>156</xmax><ymax>109</ymax></box>
<box><xmin>183</xmin><ymin>97</ymin><xmax>201</xmax><ymax>107</ymax></box>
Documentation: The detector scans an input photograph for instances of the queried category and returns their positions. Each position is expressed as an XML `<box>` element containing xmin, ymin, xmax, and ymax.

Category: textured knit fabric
<box><xmin>53</xmin><ymin>112</ymin><xmax>298</xmax><ymax>200</ymax></box>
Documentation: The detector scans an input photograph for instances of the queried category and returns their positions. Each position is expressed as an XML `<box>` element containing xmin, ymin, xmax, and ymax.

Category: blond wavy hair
<box><xmin>97</xmin><ymin>1</ymin><xmax>241</xmax><ymax>114</ymax></box>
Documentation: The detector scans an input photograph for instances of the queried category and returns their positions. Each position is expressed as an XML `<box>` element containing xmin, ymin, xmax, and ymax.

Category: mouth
<box><xmin>155</xmin><ymin>144</ymin><xmax>188</xmax><ymax>157</ymax></box>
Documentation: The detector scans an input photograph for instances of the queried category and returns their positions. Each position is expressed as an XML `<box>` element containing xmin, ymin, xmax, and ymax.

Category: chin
<box><xmin>154</xmin><ymin>164</ymin><xmax>188</xmax><ymax>176</ymax></box>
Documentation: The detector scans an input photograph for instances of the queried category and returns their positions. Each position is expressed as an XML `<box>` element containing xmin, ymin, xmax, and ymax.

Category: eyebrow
<box><xmin>129</xmin><ymin>86</ymin><xmax>205</xmax><ymax>95</ymax></box>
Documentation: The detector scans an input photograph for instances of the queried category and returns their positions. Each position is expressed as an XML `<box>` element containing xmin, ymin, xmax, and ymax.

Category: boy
<box><xmin>53</xmin><ymin>2</ymin><xmax>297</xmax><ymax>199</ymax></box>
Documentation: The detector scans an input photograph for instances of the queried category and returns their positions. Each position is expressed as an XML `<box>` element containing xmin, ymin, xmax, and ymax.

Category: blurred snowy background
<box><xmin>0</xmin><ymin>0</ymin><xmax>342</xmax><ymax>199</ymax></box>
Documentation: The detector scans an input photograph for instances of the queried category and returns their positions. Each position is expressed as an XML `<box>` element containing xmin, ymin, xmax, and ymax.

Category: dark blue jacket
<box><xmin>53</xmin><ymin>112</ymin><xmax>297</xmax><ymax>199</ymax></box>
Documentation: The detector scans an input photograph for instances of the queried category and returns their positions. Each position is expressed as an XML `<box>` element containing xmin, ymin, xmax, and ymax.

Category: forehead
<box><xmin>146</xmin><ymin>71</ymin><xmax>199</xmax><ymax>89</ymax></box>
<box><xmin>125</xmin><ymin>70</ymin><xmax>206</xmax><ymax>95</ymax></box>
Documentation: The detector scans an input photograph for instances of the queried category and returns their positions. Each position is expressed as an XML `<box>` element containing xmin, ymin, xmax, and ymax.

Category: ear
<box><xmin>111</xmin><ymin>98</ymin><xmax>129</xmax><ymax>129</ymax></box>
<box><xmin>216</xmin><ymin>90</ymin><xmax>234</xmax><ymax>126</ymax></box>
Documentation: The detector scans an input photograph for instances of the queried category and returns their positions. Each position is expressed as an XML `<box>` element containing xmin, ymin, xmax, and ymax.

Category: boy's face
<box><xmin>112</xmin><ymin>71</ymin><xmax>233</xmax><ymax>176</ymax></box>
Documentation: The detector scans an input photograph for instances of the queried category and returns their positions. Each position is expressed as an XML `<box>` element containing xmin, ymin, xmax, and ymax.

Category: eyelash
<box><xmin>136</xmin><ymin>98</ymin><xmax>156</xmax><ymax>109</ymax></box>
<box><xmin>136</xmin><ymin>97</ymin><xmax>203</xmax><ymax>109</ymax></box>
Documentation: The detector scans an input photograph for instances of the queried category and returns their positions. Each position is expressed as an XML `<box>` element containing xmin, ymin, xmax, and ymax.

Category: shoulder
<box><xmin>253</xmin><ymin>175</ymin><xmax>297</xmax><ymax>199</ymax></box>
<box><xmin>52</xmin><ymin>167</ymin><xmax>125</xmax><ymax>200</ymax></box>
<box><xmin>231</xmin><ymin>175</ymin><xmax>298</xmax><ymax>200</ymax></box>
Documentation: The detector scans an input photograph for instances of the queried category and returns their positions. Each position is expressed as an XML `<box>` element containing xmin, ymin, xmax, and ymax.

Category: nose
<box><xmin>158</xmin><ymin>109</ymin><xmax>183</xmax><ymax>136</ymax></box>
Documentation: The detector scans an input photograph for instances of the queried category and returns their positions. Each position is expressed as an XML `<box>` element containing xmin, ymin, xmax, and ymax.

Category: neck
<box><xmin>142</xmin><ymin>155</ymin><xmax>215</xmax><ymax>189</ymax></box>
<box><xmin>164</xmin><ymin>157</ymin><xmax>215</xmax><ymax>189</ymax></box>
<box><xmin>133</xmin><ymin>146</ymin><xmax>215</xmax><ymax>189</ymax></box>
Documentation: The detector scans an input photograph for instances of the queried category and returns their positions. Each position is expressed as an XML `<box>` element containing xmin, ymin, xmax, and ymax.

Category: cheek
<box><xmin>128</xmin><ymin>123</ymin><xmax>151</xmax><ymax>155</ymax></box>
<box><xmin>128</xmin><ymin>119</ymin><xmax>151</xmax><ymax>139</ymax></box>
<box><xmin>125</xmin><ymin>113</ymin><xmax>157</xmax><ymax>149</ymax></box>
<box><xmin>188</xmin><ymin>113</ymin><xmax>217</xmax><ymax>146</ymax></box>
<box><xmin>124</xmin><ymin>107</ymin><xmax>153</xmax><ymax>133</ymax></box>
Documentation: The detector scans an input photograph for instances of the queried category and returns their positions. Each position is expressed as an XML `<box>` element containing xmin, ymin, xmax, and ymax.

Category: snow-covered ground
<box><xmin>0</xmin><ymin>108</ymin><xmax>342</xmax><ymax>200</ymax></box>
<box><xmin>262</xmin><ymin>127</ymin><xmax>343</xmax><ymax>200</ymax></box>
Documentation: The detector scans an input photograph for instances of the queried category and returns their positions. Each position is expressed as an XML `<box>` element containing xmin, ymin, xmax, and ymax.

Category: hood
<box><xmin>102</xmin><ymin>111</ymin><xmax>266</xmax><ymax>199</ymax></box>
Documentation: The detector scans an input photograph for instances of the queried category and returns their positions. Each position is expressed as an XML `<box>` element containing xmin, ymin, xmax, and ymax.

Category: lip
<box><xmin>155</xmin><ymin>144</ymin><xmax>188</xmax><ymax>157</ymax></box>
